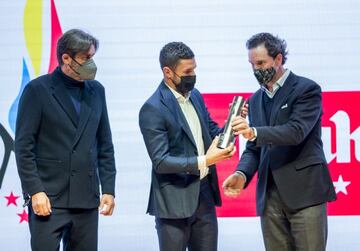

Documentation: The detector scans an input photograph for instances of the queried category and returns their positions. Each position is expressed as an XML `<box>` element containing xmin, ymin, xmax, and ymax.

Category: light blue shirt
<box><xmin>262</xmin><ymin>69</ymin><xmax>290</xmax><ymax>98</ymax></box>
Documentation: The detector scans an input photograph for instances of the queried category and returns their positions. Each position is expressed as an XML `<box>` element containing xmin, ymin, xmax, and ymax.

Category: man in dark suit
<box><xmin>139</xmin><ymin>42</ymin><xmax>237</xmax><ymax>251</ymax></box>
<box><xmin>15</xmin><ymin>29</ymin><xmax>116</xmax><ymax>251</ymax></box>
<box><xmin>223</xmin><ymin>33</ymin><xmax>336</xmax><ymax>251</ymax></box>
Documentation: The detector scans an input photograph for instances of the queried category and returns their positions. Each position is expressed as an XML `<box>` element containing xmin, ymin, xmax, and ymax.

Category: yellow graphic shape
<box><xmin>24</xmin><ymin>0</ymin><xmax>43</xmax><ymax>76</ymax></box>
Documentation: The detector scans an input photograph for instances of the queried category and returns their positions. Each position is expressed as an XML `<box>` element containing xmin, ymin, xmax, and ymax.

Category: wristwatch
<box><xmin>249</xmin><ymin>127</ymin><xmax>257</xmax><ymax>141</ymax></box>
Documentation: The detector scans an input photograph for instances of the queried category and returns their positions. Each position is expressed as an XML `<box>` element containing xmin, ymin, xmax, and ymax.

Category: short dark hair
<box><xmin>246</xmin><ymin>33</ymin><xmax>288</xmax><ymax>65</ymax></box>
<box><xmin>159</xmin><ymin>42</ymin><xmax>194</xmax><ymax>70</ymax></box>
<box><xmin>57</xmin><ymin>29</ymin><xmax>99</xmax><ymax>66</ymax></box>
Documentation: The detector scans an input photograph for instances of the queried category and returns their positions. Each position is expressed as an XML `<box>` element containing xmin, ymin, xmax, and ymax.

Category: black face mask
<box><xmin>253</xmin><ymin>67</ymin><xmax>276</xmax><ymax>86</ymax></box>
<box><xmin>172</xmin><ymin>72</ymin><xmax>196</xmax><ymax>96</ymax></box>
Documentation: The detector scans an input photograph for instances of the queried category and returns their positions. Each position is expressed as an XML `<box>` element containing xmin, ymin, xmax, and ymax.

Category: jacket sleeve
<box><xmin>139</xmin><ymin>102</ymin><xmax>199</xmax><ymax>175</ymax></box>
<box><xmin>236</xmin><ymin>140</ymin><xmax>261</xmax><ymax>188</ymax></box>
<box><xmin>15</xmin><ymin>84</ymin><xmax>45</xmax><ymax>196</ymax></box>
<box><xmin>96</xmin><ymin>86</ymin><xmax>116</xmax><ymax>196</ymax></box>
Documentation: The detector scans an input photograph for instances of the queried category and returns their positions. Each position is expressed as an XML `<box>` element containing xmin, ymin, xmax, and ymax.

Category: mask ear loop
<box><xmin>170</xmin><ymin>69</ymin><xmax>181</xmax><ymax>86</ymax></box>
<box><xmin>70</xmin><ymin>56</ymin><xmax>83</xmax><ymax>66</ymax></box>
<box><xmin>68</xmin><ymin>57</ymin><xmax>82</xmax><ymax>76</ymax></box>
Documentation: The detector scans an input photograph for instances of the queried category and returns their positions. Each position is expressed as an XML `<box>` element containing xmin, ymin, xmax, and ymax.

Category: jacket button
<box><xmin>72</xmin><ymin>150</ymin><xmax>76</xmax><ymax>154</ymax></box>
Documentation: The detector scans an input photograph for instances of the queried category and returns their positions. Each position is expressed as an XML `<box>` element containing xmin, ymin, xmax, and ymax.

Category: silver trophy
<box><xmin>217</xmin><ymin>96</ymin><xmax>246</xmax><ymax>149</ymax></box>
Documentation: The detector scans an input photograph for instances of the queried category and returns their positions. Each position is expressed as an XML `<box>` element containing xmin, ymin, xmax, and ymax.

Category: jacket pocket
<box><xmin>159</xmin><ymin>174</ymin><xmax>187</xmax><ymax>188</ymax></box>
<box><xmin>36</xmin><ymin>158</ymin><xmax>64</xmax><ymax>196</ymax></box>
<box><xmin>294</xmin><ymin>156</ymin><xmax>324</xmax><ymax>170</ymax></box>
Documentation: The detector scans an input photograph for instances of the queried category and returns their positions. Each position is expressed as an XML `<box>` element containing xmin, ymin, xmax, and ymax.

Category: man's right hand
<box><xmin>31</xmin><ymin>192</ymin><xmax>52</xmax><ymax>216</ymax></box>
<box><xmin>222</xmin><ymin>173</ymin><xmax>246</xmax><ymax>198</ymax></box>
<box><xmin>205</xmin><ymin>136</ymin><xmax>236</xmax><ymax>166</ymax></box>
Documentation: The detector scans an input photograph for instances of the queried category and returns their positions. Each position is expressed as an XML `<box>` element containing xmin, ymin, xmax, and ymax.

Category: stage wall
<box><xmin>0</xmin><ymin>0</ymin><xmax>359</xmax><ymax>250</ymax></box>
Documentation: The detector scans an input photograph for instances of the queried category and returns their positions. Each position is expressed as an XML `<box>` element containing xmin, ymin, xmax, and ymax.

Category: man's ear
<box><xmin>62</xmin><ymin>54</ymin><xmax>71</xmax><ymax>65</ymax></box>
<box><xmin>163</xmin><ymin>66</ymin><xmax>173</xmax><ymax>79</ymax></box>
<box><xmin>275</xmin><ymin>53</ymin><xmax>283</xmax><ymax>66</ymax></box>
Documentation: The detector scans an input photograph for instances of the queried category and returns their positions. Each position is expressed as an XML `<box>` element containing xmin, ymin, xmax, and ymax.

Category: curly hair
<box><xmin>159</xmin><ymin>42</ymin><xmax>194</xmax><ymax>70</ymax></box>
<box><xmin>246</xmin><ymin>33</ymin><xmax>288</xmax><ymax>65</ymax></box>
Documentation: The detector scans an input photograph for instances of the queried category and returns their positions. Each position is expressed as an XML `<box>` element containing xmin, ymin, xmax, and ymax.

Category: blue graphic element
<box><xmin>8</xmin><ymin>58</ymin><xmax>31</xmax><ymax>133</ymax></box>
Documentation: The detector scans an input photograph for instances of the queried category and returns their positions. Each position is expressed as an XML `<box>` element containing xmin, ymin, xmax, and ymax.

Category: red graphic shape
<box><xmin>17</xmin><ymin>209</ymin><xmax>28</xmax><ymax>223</ymax></box>
<box><xmin>322</xmin><ymin>91</ymin><xmax>360</xmax><ymax>215</ymax></box>
<box><xmin>5</xmin><ymin>192</ymin><xmax>20</xmax><ymax>207</ymax></box>
<box><xmin>47</xmin><ymin>0</ymin><xmax>63</xmax><ymax>73</ymax></box>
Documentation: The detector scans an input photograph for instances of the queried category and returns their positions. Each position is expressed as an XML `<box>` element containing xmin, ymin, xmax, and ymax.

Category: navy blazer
<box><xmin>237</xmin><ymin>72</ymin><xmax>336</xmax><ymax>215</ymax></box>
<box><xmin>139</xmin><ymin>81</ymin><xmax>222</xmax><ymax>219</ymax></box>
<box><xmin>15</xmin><ymin>69</ymin><xmax>116</xmax><ymax>209</ymax></box>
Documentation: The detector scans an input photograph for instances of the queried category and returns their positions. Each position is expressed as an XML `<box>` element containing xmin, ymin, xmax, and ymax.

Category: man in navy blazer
<box><xmin>15</xmin><ymin>29</ymin><xmax>116</xmax><ymax>251</ymax></box>
<box><xmin>223</xmin><ymin>33</ymin><xmax>336</xmax><ymax>251</ymax></box>
<box><xmin>139</xmin><ymin>42</ymin><xmax>237</xmax><ymax>251</ymax></box>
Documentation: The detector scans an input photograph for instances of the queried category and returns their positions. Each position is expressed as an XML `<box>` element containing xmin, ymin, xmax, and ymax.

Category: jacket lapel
<box><xmin>51</xmin><ymin>73</ymin><xmax>79</xmax><ymax>127</ymax></box>
<box><xmin>254</xmin><ymin>92</ymin><xmax>267</xmax><ymax>127</ymax></box>
<box><xmin>72</xmin><ymin>82</ymin><xmax>94</xmax><ymax>148</ymax></box>
<box><xmin>269</xmin><ymin>71</ymin><xmax>296</xmax><ymax>126</ymax></box>
<box><xmin>189</xmin><ymin>94</ymin><xmax>212</xmax><ymax>150</ymax></box>
<box><xmin>159</xmin><ymin>81</ymin><xmax>197</xmax><ymax>149</ymax></box>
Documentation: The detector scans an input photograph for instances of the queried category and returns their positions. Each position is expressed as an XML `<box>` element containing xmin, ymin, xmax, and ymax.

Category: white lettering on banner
<box><xmin>324</xmin><ymin>110</ymin><xmax>360</xmax><ymax>163</ymax></box>
<box><xmin>238</xmin><ymin>110</ymin><xmax>360</xmax><ymax>164</ymax></box>
<box><xmin>322</xmin><ymin>127</ymin><xmax>336</xmax><ymax>163</ymax></box>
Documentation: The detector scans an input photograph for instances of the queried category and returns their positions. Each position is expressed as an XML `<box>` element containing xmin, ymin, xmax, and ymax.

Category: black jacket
<box><xmin>139</xmin><ymin>81</ymin><xmax>222</xmax><ymax>218</ymax></box>
<box><xmin>237</xmin><ymin>71</ymin><xmax>336</xmax><ymax>215</ymax></box>
<box><xmin>15</xmin><ymin>69</ymin><xmax>116</xmax><ymax>209</ymax></box>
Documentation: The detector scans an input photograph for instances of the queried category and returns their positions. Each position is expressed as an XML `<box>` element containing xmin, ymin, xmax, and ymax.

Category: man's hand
<box><xmin>222</xmin><ymin>173</ymin><xmax>246</xmax><ymax>198</ymax></box>
<box><xmin>231</xmin><ymin>117</ymin><xmax>255</xmax><ymax>140</ymax></box>
<box><xmin>99</xmin><ymin>194</ymin><xmax>115</xmax><ymax>216</ymax></box>
<box><xmin>225</xmin><ymin>103</ymin><xmax>248</xmax><ymax>124</ymax></box>
<box><xmin>31</xmin><ymin>192</ymin><xmax>52</xmax><ymax>216</ymax></box>
<box><xmin>241</xmin><ymin>103</ymin><xmax>249</xmax><ymax>118</ymax></box>
<box><xmin>205</xmin><ymin>136</ymin><xmax>236</xmax><ymax>166</ymax></box>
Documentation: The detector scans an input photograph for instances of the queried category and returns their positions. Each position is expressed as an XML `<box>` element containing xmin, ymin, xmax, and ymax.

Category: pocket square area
<box><xmin>281</xmin><ymin>104</ymin><xmax>288</xmax><ymax>109</ymax></box>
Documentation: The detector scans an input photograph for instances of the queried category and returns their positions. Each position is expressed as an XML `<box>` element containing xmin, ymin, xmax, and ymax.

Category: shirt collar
<box><xmin>164</xmin><ymin>81</ymin><xmax>191</xmax><ymax>103</ymax></box>
<box><xmin>276</xmin><ymin>69</ymin><xmax>290</xmax><ymax>87</ymax></box>
<box><xmin>261</xmin><ymin>69</ymin><xmax>290</xmax><ymax>97</ymax></box>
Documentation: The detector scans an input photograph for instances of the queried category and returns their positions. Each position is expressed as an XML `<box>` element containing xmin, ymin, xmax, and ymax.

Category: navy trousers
<box><xmin>155</xmin><ymin>179</ymin><xmax>218</xmax><ymax>251</ymax></box>
<box><xmin>28</xmin><ymin>206</ymin><xmax>98</xmax><ymax>251</ymax></box>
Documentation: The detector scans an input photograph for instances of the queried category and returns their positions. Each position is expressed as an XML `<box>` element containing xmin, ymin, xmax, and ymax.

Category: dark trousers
<box><xmin>261</xmin><ymin>185</ymin><xmax>328</xmax><ymax>251</ymax></box>
<box><xmin>155</xmin><ymin>179</ymin><xmax>218</xmax><ymax>251</ymax></box>
<box><xmin>28</xmin><ymin>206</ymin><xmax>98</xmax><ymax>251</ymax></box>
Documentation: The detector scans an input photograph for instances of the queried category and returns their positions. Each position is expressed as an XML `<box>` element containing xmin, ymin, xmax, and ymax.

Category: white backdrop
<box><xmin>0</xmin><ymin>0</ymin><xmax>359</xmax><ymax>250</ymax></box>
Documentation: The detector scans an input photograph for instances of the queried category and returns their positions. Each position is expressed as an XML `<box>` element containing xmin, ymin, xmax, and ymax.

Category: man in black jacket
<box><xmin>139</xmin><ymin>42</ymin><xmax>237</xmax><ymax>251</ymax></box>
<box><xmin>223</xmin><ymin>33</ymin><xmax>336</xmax><ymax>251</ymax></box>
<box><xmin>15</xmin><ymin>29</ymin><xmax>116</xmax><ymax>251</ymax></box>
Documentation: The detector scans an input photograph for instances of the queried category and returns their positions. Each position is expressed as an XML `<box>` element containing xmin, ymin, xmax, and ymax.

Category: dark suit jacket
<box><xmin>139</xmin><ymin>81</ymin><xmax>222</xmax><ymax>219</ymax></box>
<box><xmin>15</xmin><ymin>69</ymin><xmax>116</xmax><ymax>209</ymax></box>
<box><xmin>237</xmin><ymin>71</ymin><xmax>336</xmax><ymax>215</ymax></box>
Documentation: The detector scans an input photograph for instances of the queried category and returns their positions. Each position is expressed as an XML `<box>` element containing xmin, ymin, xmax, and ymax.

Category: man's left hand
<box><xmin>99</xmin><ymin>194</ymin><xmax>115</xmax><ymax>216</ymax></box>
